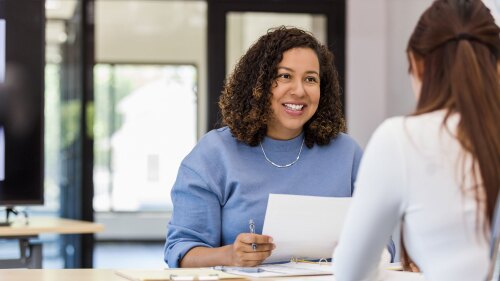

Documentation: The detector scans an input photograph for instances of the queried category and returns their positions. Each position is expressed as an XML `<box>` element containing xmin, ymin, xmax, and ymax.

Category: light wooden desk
<box><xmin>0</xmin><ymin>217</ymin><xmax>103</xmax><ymax>269</ymax></box>
<box><xmin>0</xmin><ymin>269</ymin><xmax>425</xmax><ymax>281</ymax></box>
<box><xmin>0</xmin><ymin>217</ymin><xmax>104</xmax><ymax>236</ymax></box>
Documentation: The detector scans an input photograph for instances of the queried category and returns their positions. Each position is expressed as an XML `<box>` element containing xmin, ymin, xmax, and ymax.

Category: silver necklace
<box><xmin>260</xmin><ymin>138</ymin><xmax>305</xmax><ymax>168</ymax></box>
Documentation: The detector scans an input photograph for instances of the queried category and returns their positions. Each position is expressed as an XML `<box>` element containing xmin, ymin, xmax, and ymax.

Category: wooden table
<box><xmin>0</xmin><ymin>217</ymin><xmax>103</xmax><ymax>236</ymax></box>
<box><xmin>0</xmin><ymin>269</ymin><xmax>425</xmax><ymax>281</ymax></box>
<box><xmin>0</xmin><ymin>217</ymin><xmax>103</xmax><ymax>269</ymax></box>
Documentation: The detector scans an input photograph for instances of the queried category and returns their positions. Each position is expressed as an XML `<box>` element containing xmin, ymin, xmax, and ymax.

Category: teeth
<box><xmin>284</xmin><ymin>104</ymin><xmax>304</xmax><ymax>111</ymax></box>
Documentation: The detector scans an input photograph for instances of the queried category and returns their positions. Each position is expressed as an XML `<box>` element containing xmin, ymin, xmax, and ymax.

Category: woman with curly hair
<box><xmin>164</xmin><ymin>26</ymin><xmax>382</xmax><ymax>268</ymax></box>
<box><xmin>334</xmin><ymin>0</ymin><xmax>500</xmax><ymax>280</ymax></box>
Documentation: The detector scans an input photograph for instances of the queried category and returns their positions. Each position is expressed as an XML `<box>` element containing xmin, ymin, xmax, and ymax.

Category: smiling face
<box><xmin>267</xmin><ymin>47</ymin><xmax>321</xmax><ymax>140</ymax></box>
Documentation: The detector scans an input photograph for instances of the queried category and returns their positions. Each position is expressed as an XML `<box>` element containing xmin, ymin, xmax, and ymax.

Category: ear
<box><xmin>409</xmin><ymin>51</ymin><xmax>424</xmax><ymax>82</ymax></box>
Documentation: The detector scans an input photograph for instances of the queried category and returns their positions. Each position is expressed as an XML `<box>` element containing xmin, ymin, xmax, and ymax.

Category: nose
<box><xmin>290</xmin><ymin>79</ymin><xmax>306</xmax><ymax>97</ymax></box>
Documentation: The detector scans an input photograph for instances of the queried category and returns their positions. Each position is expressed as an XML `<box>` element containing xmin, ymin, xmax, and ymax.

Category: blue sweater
<box><xmin>164</xmin><ymin>127</ymin><xmax>363</xmax><ymax>268</ymax></box>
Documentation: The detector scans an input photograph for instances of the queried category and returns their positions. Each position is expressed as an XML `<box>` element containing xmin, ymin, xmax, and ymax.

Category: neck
<box><xmin>266</xmin><ymin>128</ymin><xmax>303</xmax><ymax>141</ymax></box>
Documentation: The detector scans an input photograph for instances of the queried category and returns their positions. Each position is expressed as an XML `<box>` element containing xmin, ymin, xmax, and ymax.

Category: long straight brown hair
<box><xmin>402</xmin><ymin>0</ymin><xmax>500</xmax><ymax>271</ymax></box>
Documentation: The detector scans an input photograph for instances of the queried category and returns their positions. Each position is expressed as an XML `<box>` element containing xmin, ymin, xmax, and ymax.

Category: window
<box><xmin>94</xmin><ymin>64</ymin><xmax>197</xmax><ymax>212</ymax></box>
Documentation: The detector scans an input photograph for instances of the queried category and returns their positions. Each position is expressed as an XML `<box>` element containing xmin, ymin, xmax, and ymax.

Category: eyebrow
<box><xmin>277</xmin><ymin>66</ymin><xmax>319</xmax><ymax>76</ymax></box>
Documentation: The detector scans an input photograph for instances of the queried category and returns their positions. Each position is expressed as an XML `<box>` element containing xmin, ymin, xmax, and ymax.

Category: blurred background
<box><xmin>0</xmin><ymin>0</ymin><xmax>499</xmax><ymax>270</ymax></box>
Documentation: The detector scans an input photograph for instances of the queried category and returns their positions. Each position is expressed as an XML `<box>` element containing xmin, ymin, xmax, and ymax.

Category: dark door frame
<box><xmin>207</xmin><ymin>0</ymin><xmax>346</xmax><ymax>130</ymax></box>
<box><xmin>60</xmin><ymin>0</ymin><xmax>95</xmax><ymax>268</ymax></box>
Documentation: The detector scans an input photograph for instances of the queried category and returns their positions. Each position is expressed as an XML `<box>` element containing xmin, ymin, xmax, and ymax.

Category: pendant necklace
<box><xmin>260</xmin><ymin>138</ymin><xmax>305</xmax><ymax>168</ymax></box>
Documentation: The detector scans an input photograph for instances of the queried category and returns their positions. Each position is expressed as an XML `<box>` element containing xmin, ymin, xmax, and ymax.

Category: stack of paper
<box><xmin>215</xmin><ymin>262</ymin><xmax>333</xmax><ymax>278</ymax></box>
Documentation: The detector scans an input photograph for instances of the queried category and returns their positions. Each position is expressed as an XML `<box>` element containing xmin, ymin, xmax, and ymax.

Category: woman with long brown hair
<box><xmin>334</xmin><ymin>0</ymin><xmax>500</xmax><ymax>280</ymax></box>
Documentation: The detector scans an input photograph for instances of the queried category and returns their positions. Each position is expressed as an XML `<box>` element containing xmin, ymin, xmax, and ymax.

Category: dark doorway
<box><xmin>207</xmin><ymin>0</ymin><xmax>346</xmax><ymax>130</ymax></box>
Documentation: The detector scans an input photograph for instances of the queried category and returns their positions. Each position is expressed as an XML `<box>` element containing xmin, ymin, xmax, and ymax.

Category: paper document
<box><xmin>217</xmin><ymin>262</ymin><xmax>410</xmax><ymax>279</ymax></box>
<box><xmin>262</xmin><ymin>194</ymin><xmax>351</xmax><ymax>263</ymax></box>
<box><xmin>115</xmin><ymin>269</ymin><xmax>246</xmax><ymax>281</ymax></box>
<box><xmin>215</xmin><ymin>262</ymin><xmax>333</xmax><ymax>278</ymax></box>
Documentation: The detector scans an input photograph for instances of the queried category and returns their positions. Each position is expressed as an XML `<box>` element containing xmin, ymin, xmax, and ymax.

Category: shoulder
<box><xmin>332</xmin><ymin>133</ymin><xmax>361</xmax><ymax>148</ymax></box>
<box><xmin>372</xmin><ymin>116</ymin><xmax>405</xmax><ymax>138</ymax></box>
<box><xmin>372</xmin><ymin>111</ymin><xmax>453</xmax><ymax>147</ymax></box>
<box><xmin>182</xmin><ymin>126</ymin><xmax>240</xmax><ymax>167</ymax></box>
<box><xmin>364</xmin><ymin>116</ymin><xmax>407</xmax><ymax>154</ymax></box>
<box><xmin>326</xmin><ymin>133</ymin><xmax>363</xmax><ymax>155</ymax></box>
<box><xmin>402</xmin><ymin>110</ymin><xmax>456</xmax><ymax>136</ymax></box>
<box><xmin>313</xmin><ymin>133</ymin><xmax>362</xmax><ymax>165</ymax></box>
<box><xmin>196</xmin><ymin>126</ymin><xmax>235</xmax><ymax>147</ymax></box>
<box><xmin>384</xmin><ymin>110</ymin><xmax>452</xmax><ymax>132</ymax></box>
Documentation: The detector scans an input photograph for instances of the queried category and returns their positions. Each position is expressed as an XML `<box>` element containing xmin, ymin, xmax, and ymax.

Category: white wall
<box><xmin>483</xmin><ymin>0</ymin><xmax>500</xmax><ymax>25</ymax></box>
<box><xmin>346</xmin><ymin>0</ymin><xmax>433</xmax><ymax>147</ymax></box>
<box><xmin>346</xmin><ymin>0</ymin><xmax>434</xmax><ymax>260</ymax></box>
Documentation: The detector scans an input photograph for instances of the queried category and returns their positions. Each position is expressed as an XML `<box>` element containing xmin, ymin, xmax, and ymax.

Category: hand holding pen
<box><xmin>227</xmin><ymin>219</ymin><xmax>275</xmax><ymax>267</ymax></box>
<box><xmin>249</xmin><ymin>219</ymin><xmax>257</xmax><ymax>251</ymax></box>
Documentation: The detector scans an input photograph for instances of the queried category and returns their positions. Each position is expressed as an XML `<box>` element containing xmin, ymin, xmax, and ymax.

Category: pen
<box><xmin>249</xmin><ymin>219</ymin><xmax>257</xmax><ymax>251</ymax></box>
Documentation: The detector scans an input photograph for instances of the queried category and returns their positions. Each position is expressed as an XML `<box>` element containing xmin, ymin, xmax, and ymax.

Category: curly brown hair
<box><xmin>219</xmin><ymin>26</ymin><xmax>346</xmax><ymax>148</ymax></box>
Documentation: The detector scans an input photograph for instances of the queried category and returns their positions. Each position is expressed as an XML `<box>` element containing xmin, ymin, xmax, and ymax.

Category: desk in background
<box><xmin>0</xmin><ymin>217</ymin><xmax>103</xmax><ymax>269</ymax></box>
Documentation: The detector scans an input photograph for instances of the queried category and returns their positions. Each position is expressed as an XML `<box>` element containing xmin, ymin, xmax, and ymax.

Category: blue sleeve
<box><xmin>164</xmin><ymin>164</ymin><xmax>222</xmax><ymax>268</ymax></box>
<box><xmin>387</xmin><ymin>239</ymin><xmax>396</xmax><ymax>262</ymax></box>
<box><xmin>350</xmin><ymin>144</ymin><xmax>363</xmax><ymax>195</ymax></box>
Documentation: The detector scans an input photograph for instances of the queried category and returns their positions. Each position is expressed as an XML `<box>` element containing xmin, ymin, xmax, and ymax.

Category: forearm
<box><xmin>180</xmin><ymin>245</ymin><xmax>232</xmax><ymax>268</ymax></box>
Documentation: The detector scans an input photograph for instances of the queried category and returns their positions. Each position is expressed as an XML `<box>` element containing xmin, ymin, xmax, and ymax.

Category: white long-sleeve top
<box><xmin>334</xmin><ymin>110</ymin><xmax>489</xmax><ymax>281</ymax></box>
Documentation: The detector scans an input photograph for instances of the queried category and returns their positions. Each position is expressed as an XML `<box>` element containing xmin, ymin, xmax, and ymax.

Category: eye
<box><xmin>277</xmin><ymin>73</ymin><xmax>291</xmax><ymax>80</ymax></box>
<box><xmin>305</xmin><ymin>76</ymin><xmax>319</xmax><ymax>84</ymax></box>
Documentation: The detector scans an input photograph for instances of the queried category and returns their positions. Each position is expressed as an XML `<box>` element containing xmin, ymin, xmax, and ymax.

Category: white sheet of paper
<box><xmin>262</xmin><ymin>194</ymin><xmax>351</xmax><ymax>263</ymax></box>
<box><xmin>216</xmin><ymin>262</ymin><xmax>333</xmax><ymax>278</ymax></box>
